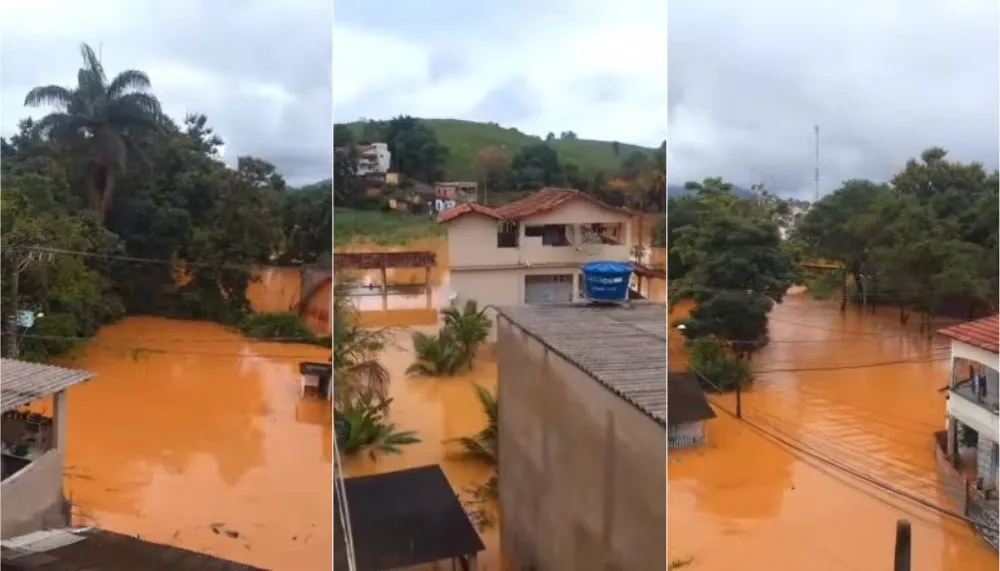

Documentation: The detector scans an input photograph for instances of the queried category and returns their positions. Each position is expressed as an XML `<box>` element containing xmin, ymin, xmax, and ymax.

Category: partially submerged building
<box><xmin>437</xmin><ymin>188</ymin><xmax>638</xmax><ymax>325</ymax></box>
<box><xmin>1</xmin><ymin>359</ymin><xmax>96</xmax><ymax>538</ymax></box>
<box><xmin>666</xmin><ymin>372</ymin><xmax>716</xmax><ymax>448</ymax></box>
<box><xmin>495</xmin><ymin>302</ymin><xmax>666</xmax><ymax>570</ymax></box>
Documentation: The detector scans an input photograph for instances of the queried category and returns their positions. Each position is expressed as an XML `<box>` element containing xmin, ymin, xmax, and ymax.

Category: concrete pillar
<box><xmin>572</xmin><ymin>272</ymin><xmax>580</xmax><ymax>302</ymax></box>
<box><xmin>976</xmin><ymin>435</ymin><xmax>998</xmax><ymax>489</ymax></box>
<box><xmin>946</xmin><ymin>416</ymin><xmax>957</xmax><ymax>459</ymax></box>
<box><xmin>467</xmin><ymin>554</ymin><xmax>478</xmax><ymax>571</ymax></box>
<box><xmin>53</xmin><ymin>390</ymin><xmax>68</xmax><ymax>451</ymax></box>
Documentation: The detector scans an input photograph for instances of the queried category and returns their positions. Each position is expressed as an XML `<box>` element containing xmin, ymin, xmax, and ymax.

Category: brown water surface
<box><xmin>668</xmin><ymin>290</ymin><xmax>998</xmax><ymax>570</ymax></box>
<box><xmin>40</xmin><ymin>267</ymin><xmax>331</xmax><ymax>570</ymax></box>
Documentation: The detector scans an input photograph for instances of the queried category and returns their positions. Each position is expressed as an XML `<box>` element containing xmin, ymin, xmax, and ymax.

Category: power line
<box><xmin>10</xmin><ymin>245</ymin><xmax>306</xmax><ymax>273</ymax></box>
<box><xmin>18</xmin><ymin>337</ymin><xmax>327</xmax><ymax>361</ymax></box>
<box><xmin>678</xmin><ymin>355</ymin><xmax>998</xmax><ymax>533</ymax></box>
<box><xmin>22</xmin><ymin>332</ymin><xmax>328</xmax><ymax>344</ymax></box>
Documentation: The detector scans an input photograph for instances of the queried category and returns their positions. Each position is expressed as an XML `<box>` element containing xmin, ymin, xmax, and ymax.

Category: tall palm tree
<box><xmin>24</xmin><ymin>43</ymin><xmax>163</xmax><ymax>220</ymax></box>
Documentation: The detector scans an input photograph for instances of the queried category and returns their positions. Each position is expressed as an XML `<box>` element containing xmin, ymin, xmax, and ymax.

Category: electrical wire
<box><xmin>676</xmin><ymin>352</ymin><xmax>999</xmax><ymax>533</ymax></box>
<box><xmin>10</xmin><ymin>245</ymin><xmax>295</xmax><ymax>273</ymax></box>
<box><xmin>18</xmin><ymin>336</ymin><xmax>327</xmax><ymax>361</ymax></box>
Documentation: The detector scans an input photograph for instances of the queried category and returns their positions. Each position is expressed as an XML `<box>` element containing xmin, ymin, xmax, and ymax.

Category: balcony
<box><xmin>1</xmin><ymin>410</ymin><xmax>54</xmax><ymax>483</ymax></box>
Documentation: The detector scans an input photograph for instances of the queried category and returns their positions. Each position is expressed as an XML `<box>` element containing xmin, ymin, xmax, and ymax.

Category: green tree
<box><xmin>510</xmin><ymin>143</ymin><xmax>563</xmax><ymax>190</ymax></box>
<box><xmin>441</xmin><ymin>300</ymin><xmax>491</xmax><ymax>369</ymax></box>
<box><xmin>24</xmin><ymin>43</ymin><xmax>163</xmax><ymax>221</ymax></box>
<box><xmin>382</xmin><ymin>116</ymin><xmax>449</xmax><ymax>183</ymax></box>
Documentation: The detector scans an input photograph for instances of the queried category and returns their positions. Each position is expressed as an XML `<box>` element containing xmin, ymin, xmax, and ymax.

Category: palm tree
<box><xmin>23</xmin><ymin>43</ymin><xmax>163</xmax><ymax>221</ymax></box>
<box><xmin>405</xmin><ymin>330</ymin><xmax>465</xmax><ymax>376</ymax></box>
<box><xmin>441</xmin><ymin>300</ymin><xmax>491</xmax><ymax>368</ymax></box>
<box><xmin>452</xmin><ymin>384</ymin><xmax>497</xmax><ymax>465</ymax></box>
<box><xmin>333</xmin><ymin>274</ymin><xmax>392</xmax><ymax>404</ymax></box>
<box><xmin>335</xmin><ymin>395</ymin><xmax>420</xmax><ymax>460</ymax></box>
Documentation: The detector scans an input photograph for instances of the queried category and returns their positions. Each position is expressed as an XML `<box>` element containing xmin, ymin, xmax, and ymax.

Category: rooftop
<box><xmin>937</xmin><ymin>315</ymin><xmax>999</xmax><ymax>354</ymax></box>
<box><xmin>0</xmin><ymin>528</ymin><xmax>263</xmax><ymax>570</ymax></box>
<box><xmin>1</xmin><ymin>359</ymin><xmax>96</xmax><ymax>413</ymax></box>
<box><xmin>667</xmin><ymin>372</ymin><xmax>717</xmax><ymax>426</ymax></box>
<box><xmin>495</xmin><ymin>302</ymin><xmax>666</xmax><ymax>425</ymax></box>
<box><xmin>436</xmin><ymin>187</ymin><xmax>637</xmax><ymax>224</ymax></box>
<box><xmin>334</xmin><ymin>465</ymin><xmax>485</xmax><ymax>571</ymax></box>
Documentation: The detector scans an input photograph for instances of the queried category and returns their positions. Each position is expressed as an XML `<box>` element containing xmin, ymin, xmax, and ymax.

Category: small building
<box><xmin>434</xmin><ymin>181</ymin><xmax>478</xmax><ymax>202</ymax></box>
<box><xmin>938</xmin><ymin>315</ymin><xmax>999</xmax><ymax>491</ymax></box>
<box><xmin>1</xmin><ymin>527</ymin><xmax>264</xmax><ymax>570</ymax></box>
<box><xmin>1</xmin><ymin>359</ymin><xmax>96</xmax><ymax>539</ymax></box>
<box><xmin>495</xmin><ymin>303</ymin><xmax>665</xmax><ymax>571</ymax></box>
<box><xmin>437</xmin><ymin>188</ymin><xmax>638</xmax><ymax>338</ymax></box>
<box><xmin>667</xmin><ymin>372</ymin><xmax>716</xmax><ymax>448</ymax></box>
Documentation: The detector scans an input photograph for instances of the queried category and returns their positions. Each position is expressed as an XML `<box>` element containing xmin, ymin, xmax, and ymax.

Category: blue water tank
<box><xmin>581</xmin><ymin>261</ymin><xmax>633</xmax><ymax>302</ymax></box>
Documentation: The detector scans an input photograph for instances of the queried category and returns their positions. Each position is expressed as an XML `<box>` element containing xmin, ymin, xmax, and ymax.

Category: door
<box><xmin>524</xmin><ymin>274</ymin><xmax>573</xmax><ymax>304</ymax></box>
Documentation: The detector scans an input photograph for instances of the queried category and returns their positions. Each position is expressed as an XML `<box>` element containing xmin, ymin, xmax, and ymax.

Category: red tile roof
<box><xmin>436</xmin><ymin>201</ymin><xmax>503</xmax><ymax>223</ymax></box>
<box><xmin>937</xmin><ymin>315</ymin><xmax>999</xmax><ymax>354</ymax></box>
<box><xmin>436</xmin><ymin>187</ymin><xmax>637</xmax><ymax>224</ymax></box>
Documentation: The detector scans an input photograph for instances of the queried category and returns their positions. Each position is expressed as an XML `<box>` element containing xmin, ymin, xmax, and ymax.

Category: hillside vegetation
<box><xmin>340</xmin><ymin>118</ymin><xmax>654</xmax><ymax>180</ymax></box>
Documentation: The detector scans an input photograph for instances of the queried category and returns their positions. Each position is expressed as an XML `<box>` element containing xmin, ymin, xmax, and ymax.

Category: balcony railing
<box><xmin>952</xmin><ymin>381</ymin><xmax>1000</xmax><ymax>415</ymax></box>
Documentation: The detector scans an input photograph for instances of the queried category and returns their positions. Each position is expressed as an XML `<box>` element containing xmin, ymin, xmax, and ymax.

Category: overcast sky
<box><xmin>333</xmin><ymin>0</ymin><xmax>667</xmax><ymax>148</ymax></box>
<box><xmin>669</xmin><ymin>0</ymin><xmax>1000</xmax><ymax>198</ymax></box>
<box><xmin>0</xmin><ymin>0</ymin><xmax>332</xmax><ymax>186</ymax></box>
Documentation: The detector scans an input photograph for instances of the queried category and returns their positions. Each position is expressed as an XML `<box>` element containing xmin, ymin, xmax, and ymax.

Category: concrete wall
<box><xmin>496</xmin><ymin>317</ymin><xmax>666</xmax><ymax>571</ymax></box>
<box><xmin>1</xmin><ymin>391</ymin><xmax>69</xmax><ymax>539</ymax></box>
<box><xmin>1</xmin><ymin>447</ymin><xmax>66</xmax><ymax>538</ymax></box>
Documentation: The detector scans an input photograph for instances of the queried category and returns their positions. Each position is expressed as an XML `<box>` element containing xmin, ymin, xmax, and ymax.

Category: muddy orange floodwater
<box><xmin>36</xmin><ymin>267</ymin><xmax>332</xmax><ymax>570</ymax></box>
<box><xmin>668</xmin><ymin>290</ymin><xmax>998</xmax><ymax>570</ymax></box>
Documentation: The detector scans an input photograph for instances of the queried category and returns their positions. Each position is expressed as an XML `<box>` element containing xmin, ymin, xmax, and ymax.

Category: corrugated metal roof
<box><xmin>1</xmin><ymin>527</ymin><xmax>264</xmax><ymax>570</ymax></box>
<box><xmin>1</xmin><ymin>359</ymin><xmax>96</xmax><ymax>413</ymax></box>
<box><xmin>496</xmin><ymin>302</ymin><xmax>666</xmax><ymax>425</ymax></box>
<box><xmin>938</xmin><ymin>315</ymin><xmax>999</xmax><ymax>354</ymax></box>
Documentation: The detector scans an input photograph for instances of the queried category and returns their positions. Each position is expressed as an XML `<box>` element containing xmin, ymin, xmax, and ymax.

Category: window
<box><xmin>525</xmin><ymin>224</ymin><xmax>571</xmax><ymax>247</ymax></box>
<box><xmin>496</xmin><ymin>221</ymin><xmax>520</xmax><ymax>248</ymax></box>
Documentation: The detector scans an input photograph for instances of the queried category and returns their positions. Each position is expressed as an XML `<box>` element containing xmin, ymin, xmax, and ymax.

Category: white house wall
<box><xmin>951</xmin><ymin>340</ymin><xmax>1000</xmax><ymax>372</ymax></box>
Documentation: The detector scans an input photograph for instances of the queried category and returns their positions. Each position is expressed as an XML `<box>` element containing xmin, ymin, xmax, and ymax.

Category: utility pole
<box><xmin>7</xmin><ymin>249</ymin><xmax>51</xmax><ymax>358</ymax></box>
<box><xmin>893</xmin><ymin>520</ymin><xmax>911</xmax><ymax>571</ymax></box>
<box><xmin>735</xmin><ymin>382</ymin><xmax>743</xmax><ymax>419</ymax></box>
<box><xmin>813</xmin><ymin>125</ymin><xmax>820</xmax><ymax>203</ymax></box>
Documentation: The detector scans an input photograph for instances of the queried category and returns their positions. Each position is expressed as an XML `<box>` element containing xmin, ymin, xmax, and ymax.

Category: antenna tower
<box><xmin>813</xmin><ymin>125</ymin><xmax>820</xmax><ymax>203</ymax></box>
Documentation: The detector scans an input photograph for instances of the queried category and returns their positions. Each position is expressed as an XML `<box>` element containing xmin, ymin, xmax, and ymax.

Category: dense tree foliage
<box><xmin>669</xmin><ymin>178</ymin><xmax>796</xmax><ymax>367</ymax></box>
<box><xmin>1</xmin><ymin>44</ymin><xmax>329</xmax><ymax>361</ymax></box>
<box><xmin>795</xmin><ymin>148</ymin><xmax>998</xmax><ymax>323</ymax></box>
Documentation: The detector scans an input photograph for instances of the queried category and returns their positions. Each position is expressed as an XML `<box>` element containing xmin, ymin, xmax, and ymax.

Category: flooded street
<box><xmin>668</xmin><ymin>290</ymin><xmax>998</xmax><ymax>570</ymax></box>
<box><xmin>41</xmin><ymin>268</ymin><xmax>331</xmax><ymax>570</ymax></box>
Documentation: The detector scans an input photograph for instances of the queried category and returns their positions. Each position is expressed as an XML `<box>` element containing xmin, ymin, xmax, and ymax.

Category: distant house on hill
<box><xmin>335</xmin><ymin>142</ymin><xmax>391</xmax><ymax>176</ymax></box>
<box><xmin>667</xmin><ymin>372</ymin><xmax>716</xmax><ymax>448</ymax></box>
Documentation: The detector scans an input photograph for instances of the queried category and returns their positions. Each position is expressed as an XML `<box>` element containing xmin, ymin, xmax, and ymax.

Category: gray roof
<box><xmin>1</xmin><ymin>359</ymin><xmax>95</xmax><ymax>412</ymax></box>
<box><xmin>495</xmin><ymin>302</ymin><xmax>666</xmax><ymax>425</ymax></box>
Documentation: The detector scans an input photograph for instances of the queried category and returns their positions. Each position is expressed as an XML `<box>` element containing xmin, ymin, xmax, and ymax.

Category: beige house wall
<box><xmin>445</xmin><ymin>200</ymin><xmax>634</xmax><ymax>270</ymax></box>
<box><xmin>496</xmin><ymin>317</ymin><xmax>666</xmax><ymax>571</ymax></box>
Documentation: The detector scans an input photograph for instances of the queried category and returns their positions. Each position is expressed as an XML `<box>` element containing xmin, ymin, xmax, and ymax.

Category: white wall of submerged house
<box><xmin>1</xmin><ymin>391</ymin><xmax>70</xmax><ymax>539</ymax></box>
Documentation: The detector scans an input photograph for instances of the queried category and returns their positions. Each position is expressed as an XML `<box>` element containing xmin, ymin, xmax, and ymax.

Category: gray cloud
<box><xmin>469</xmin><ymin>78</ymin><xmax>537</xmax><ymax>124</ymax></box>
<box><xmin>668</xmin><ymin>0</ymin><xmax>999</xmax><ymax>198</ymax></box>
<box><xmin>0</xmin><ymin>0</ymin><xmax>332</xmax><ymax>185</ymax></box>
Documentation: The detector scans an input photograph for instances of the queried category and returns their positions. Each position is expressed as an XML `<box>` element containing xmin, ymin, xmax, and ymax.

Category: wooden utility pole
<box><xmin>7</xmin><ymin>251</ymin><xmax>39</xmax><ymax>358</ymax></box>
<box><xmin>893</xmin><ymin>520</ymin><xmax>911</xmax><ymax>571</ymax></box>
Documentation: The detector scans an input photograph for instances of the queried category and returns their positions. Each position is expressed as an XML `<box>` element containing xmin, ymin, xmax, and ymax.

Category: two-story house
<box><xmin>939</xmin><ymin>315</ymin><xmax>999</xmax><ymax>494</ymax></box>
<box><xmin>437</xmin><ymin>188</ymin><xmax>637</xmax><ymax>330</ymax></box>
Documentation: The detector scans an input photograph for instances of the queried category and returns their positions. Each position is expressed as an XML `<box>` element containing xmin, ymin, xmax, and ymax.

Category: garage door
<box><xmin>524</xmin><ymin>274</ymin><xmax>574</xmax><ymax>304</ymax></box>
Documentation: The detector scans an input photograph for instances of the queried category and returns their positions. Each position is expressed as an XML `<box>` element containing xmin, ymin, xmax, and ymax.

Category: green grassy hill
<box><xmin>340</xmin><ymin>118</ymin><xmax>655</xmax><ymax>181</ymax></box>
